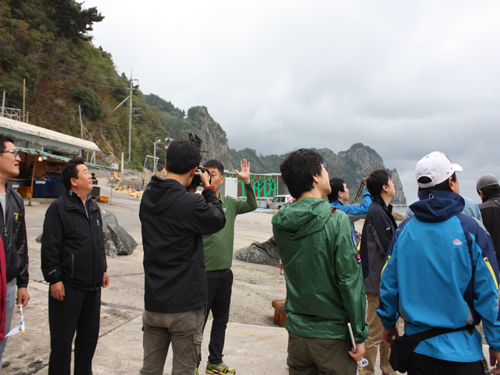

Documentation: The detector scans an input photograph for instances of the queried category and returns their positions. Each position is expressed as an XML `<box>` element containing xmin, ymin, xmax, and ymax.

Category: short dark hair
<box><xmin>479</xmin><ymin>184</ymin><xmax>500</xmax><ymax>196</ymax></box>
<box><xmin>418</xmin><ymin>173</ymin><xmax>456</xmax><ymax>192</ymax></box>
<box><xmin>166</xmin><ymin>139</ymin><xmax>201</xmax><ymax>174</ymax></box>
<box><xmin>280</xmin><ymin>149</ymin><xmax>323</xmax><ymax>199</ymax></box>
<box><xmin>62</xmin><ymin>157</ymin><xmax>86</xmax><ymax>190</ymax></box>
<box><xmin>366</xmin><ymin>169</ymin><xmax>391</xmax><ymax>197</ymax></box>
<box><xmin>478</xmin><ymin>184</ymin><xmax>500</xmax><ymax>203</ymax></box>
<box><xmin>327</xmin><ymin>177</ymin><xmax>345</xmax><ymax>203</ymax></box>
<box><xmin>0</xmin><ymin>134</ymin><xmax>15</xmax><ymax>153</ymax></box>
<box><xmin>204</xmin><ymin>159</ymin><xmax>224</xmax><ymax>175</ymax></box>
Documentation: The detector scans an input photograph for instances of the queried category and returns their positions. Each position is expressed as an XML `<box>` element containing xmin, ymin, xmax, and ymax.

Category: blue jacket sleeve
<box><xmin>470</xmin><ymin>227</ymin><xmax>500</xmax><ymax>351</ymax></box>
<box><xmin>330</xmin><ymin>189</ymin><xmax>372</xmax><ymax>216</ymax></box>
<box><xmin>377</xmin><ymin>233</ymin><xmax>400</xmax><ymax>329</ymax></box>
<box><xmin>462</xmin><ymin>196</ymin><xmax>482</xmax><ymax>222</ymax></box>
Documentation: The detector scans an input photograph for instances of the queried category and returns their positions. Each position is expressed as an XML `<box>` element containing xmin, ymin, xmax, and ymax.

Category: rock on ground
<box><xmin>234</xmin><ymin>236</ymin><xmax>280</xmax><ymax>267</ymax></box>
<box><xmin>101</xmin><ymin>210</ymin><xmax>138</xmax><ymax>257</ymax></box>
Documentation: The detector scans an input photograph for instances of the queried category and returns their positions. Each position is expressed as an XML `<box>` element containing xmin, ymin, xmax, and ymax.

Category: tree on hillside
<box><xmin>47</xmin><ymin>0</ymin><xmax>104</xmax><ymax>41</ymax></box>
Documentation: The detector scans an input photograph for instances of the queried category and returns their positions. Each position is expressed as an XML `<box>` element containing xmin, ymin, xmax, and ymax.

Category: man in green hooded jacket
<box><xmin>272</xmin><ymin>148</ymin><xmax>368</xmax><ymax>375</ymax></box>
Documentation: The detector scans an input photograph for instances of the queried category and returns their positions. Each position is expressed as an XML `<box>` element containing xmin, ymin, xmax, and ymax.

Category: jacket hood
<box><xmin>409</xmin><ymin>190</ymin><xmax>465</xmax><ymax>223</ymax></box>
<box><xmin>141</xmin><ymin>176</ymin><xmax>186</xmax><ymax>214</ymax></box>
<box><xmin>271</xmin><ymin>197</ymin><xmax>335</xmax><ymax>240</ymax></box>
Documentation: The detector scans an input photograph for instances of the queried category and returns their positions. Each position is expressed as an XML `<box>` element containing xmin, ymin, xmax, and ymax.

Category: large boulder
<box><xmin>34</xmin><ymin>210</ymin><xmax>137</xmax><ymax>258</ymax></box>
<box><xmin>234</xmin><ymin>236</ymin><xmax>280</xmax><ymax>267</ymax></box>
<box><xmin>101</xmin><ymin>210</ymin><xmax>137</xmax><ymax>257</ymax></box>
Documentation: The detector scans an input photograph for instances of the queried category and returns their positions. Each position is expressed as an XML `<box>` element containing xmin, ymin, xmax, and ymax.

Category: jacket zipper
<box><xmin>70</xmin><ymin>253</ymin><xmax>74</xmax><ymax>279</ymax></box>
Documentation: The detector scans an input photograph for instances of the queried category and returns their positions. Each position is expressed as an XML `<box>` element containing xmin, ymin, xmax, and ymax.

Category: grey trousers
<box><xmin>0</xmin><ymin>279</ymin><xmax>17</xmax><ymax>375</ymax></box>
<box><xmin>140</xmin><ymin>307</ymin><xmax>205</xmax><ymax>375</ymax></box>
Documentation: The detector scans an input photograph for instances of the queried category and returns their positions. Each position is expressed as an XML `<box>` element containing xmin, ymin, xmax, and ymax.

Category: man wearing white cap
<box><xmin>377</xmin><ymin>151</ymin><xmax>500</xmax><ymax>375</ymax></box>
<box><xmin>477</xmin><ymin>174</ymin><xmax>500</xmax><ymax>264</ymax></box>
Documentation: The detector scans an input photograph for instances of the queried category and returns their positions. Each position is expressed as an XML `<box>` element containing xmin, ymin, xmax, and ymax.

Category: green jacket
<box><xmin>272</xmin><ymin>197</ymin><xmax>368</xmax><ymax>342</ymax></box>
<box><xmin>203</xmin><ymin>183</ymin><xmax>258</xmax><ymax>271</ymax></box>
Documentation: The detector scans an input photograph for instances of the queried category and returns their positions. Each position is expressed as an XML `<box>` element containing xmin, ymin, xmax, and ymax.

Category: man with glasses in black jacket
<box><xmin>0</xmin><ymin>134</ymin><xmax>29</xmax><ymax>373</ymax></box>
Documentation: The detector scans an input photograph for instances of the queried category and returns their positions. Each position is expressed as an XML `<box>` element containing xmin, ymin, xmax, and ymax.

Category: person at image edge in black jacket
<box><xmin>41</xmin><ymin>157</ymin><xmax>109</xmax><ymax>375</ymax></box>
<box><xmin>0</xmin><ymin>134</ymin><xmax>29</xmax><ymax>372</ymax></box>
<box><xmin>139</xmin><ymin>138</ymin><xmax>226</xmax><ymax>375</ymax></box>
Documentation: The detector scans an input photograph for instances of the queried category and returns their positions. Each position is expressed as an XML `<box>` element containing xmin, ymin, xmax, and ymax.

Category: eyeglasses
<box><xmin>0</xmin><ymin>149</ymin><xmax>19</xmax><ymax>158</ymax></box>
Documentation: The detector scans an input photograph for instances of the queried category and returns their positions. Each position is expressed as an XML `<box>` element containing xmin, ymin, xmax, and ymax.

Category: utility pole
<box><xmin>23</xmin><ymin>79</ymin><xmax>25</xmax><ymax>122</ymax></box>
<box><xmin>153</xmin><ymin>138</ymin><xmax>162</xmax><ymax>175</ymax></box>
<box><xmin>1</xmin><ymin>91</ymin><xmax>5</xmax><ymax>117</ymax></box>
<box><xmin>79</xmin><ymin>105</ymin><xmax>84</xmax><ymax>139</ymax></box>
<box><xmin>128</xmin><ymin>72</ymin><xmax>133</xmax><ymax>162</ymax></box>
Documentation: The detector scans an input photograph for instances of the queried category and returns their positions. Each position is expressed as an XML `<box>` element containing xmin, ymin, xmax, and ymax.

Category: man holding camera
<box><xmin>198</xmin><ymin>159</ymin><xmax>257</xmax><ymax>375</ymax></box>
<box><xmin>139</xmin><ymin>139</ymin><xmax>226</xmax><ymax>375</ymax></box>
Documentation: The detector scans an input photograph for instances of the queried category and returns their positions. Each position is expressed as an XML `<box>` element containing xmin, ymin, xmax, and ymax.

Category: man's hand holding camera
<box><xmin>198</xmin><ymin>167</ymin><xmax>212</xmax><ymax>189</ymax></box>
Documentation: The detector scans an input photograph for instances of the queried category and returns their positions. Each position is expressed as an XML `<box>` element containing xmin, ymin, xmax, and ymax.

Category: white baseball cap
<box><xmin>415</xmin><ymin>151</ymin><xmax>463</xmax><ymax>189</ymax></box>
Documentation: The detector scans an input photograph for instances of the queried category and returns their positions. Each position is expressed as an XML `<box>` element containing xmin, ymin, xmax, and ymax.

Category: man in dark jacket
<box><xmin>359</xmin><ymin>169</ymin><xmax>397</xmax><ymax>375</ymax></box>
<box><xmin>0</xmin><ymin>134</ymin><xmax>29</xmax><ymax>371</ymax></box>
<box><xmin>139</xmin><ymin>139</ymin><xmax>226</xmax><ymax>375</ymax></box>
<box><xmin>41</xmin><ymin>157</ymin><xmax>109</xmax><ymax>375</ymax></box>
<box><xmin>477</xmin><ymin>174</ymin><xmax>500</xmax><ymax>265</ymax></box>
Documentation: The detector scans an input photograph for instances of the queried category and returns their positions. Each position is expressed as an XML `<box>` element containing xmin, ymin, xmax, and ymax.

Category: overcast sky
<box><xmin>84</xmin><ymin>0</ymin><xmax>500</xmax><ymax>203</ymax></box>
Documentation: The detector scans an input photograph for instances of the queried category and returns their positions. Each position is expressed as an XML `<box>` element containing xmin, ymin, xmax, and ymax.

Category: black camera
<box><xmin>189</xmin><ymin>166</ymin><xmax>211</xmax><ymax>189</ymax></box>
<box><xmin>185</xmin><ymin>133</ymin><xmax>210</xmax><ymax>190</ymax></box>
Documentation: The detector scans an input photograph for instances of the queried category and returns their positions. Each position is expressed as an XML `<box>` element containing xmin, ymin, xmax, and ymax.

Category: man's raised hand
<box><xmin>235</xmin><ymin>159</ymin><xmax>251</xmax><ymax>184</ymax></box>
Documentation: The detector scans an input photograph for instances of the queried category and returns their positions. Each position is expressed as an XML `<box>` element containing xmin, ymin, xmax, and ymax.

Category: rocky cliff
<box><xmin>232</xmin><ymin>143</ymin><xmax>407</xmax><ymax>204</ymax></box>
<box><xmin>187</xmin><ymin>106</ymin><xmax>234</xmax><ymax>170</ymax></box>
<box><xmin>318</xmin><ymin>143</ymin><xmax>406</xmax><ymax>204</ymax></box>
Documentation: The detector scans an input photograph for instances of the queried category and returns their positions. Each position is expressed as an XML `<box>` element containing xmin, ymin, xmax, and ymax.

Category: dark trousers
<box><xmin>287</xmin><ymin>334</ymin><xmax>357</xmax><ymax>375</ymax></box>
<box><xmin>48</xmin><ymin>284</ymin><xmax>101</xmax><ymax>375</ymax></box>
<box><xmin>408</xmin><ymin>353</ymin><xmax>484</xmax><ymax>375</ymax></box>
<box><xmin>203</xmin><ymin>269</ymin><xmax>233</xmax><ymax>365</ymax></box>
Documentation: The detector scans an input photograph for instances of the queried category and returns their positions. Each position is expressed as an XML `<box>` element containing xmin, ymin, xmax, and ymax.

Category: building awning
<box><xmin>18</xmin><ymin>147</ymin><xmax>71</xmax><ymax>163</ymax></box>
<box><xmin>18</xmin><ymin>147</ymin><xmax>116</xmax><ymax>170</ymax></box>
<box><xmin>0</xmin><ymin>116</ymin><xmax>100</xmax><ymax>153</ymax></box>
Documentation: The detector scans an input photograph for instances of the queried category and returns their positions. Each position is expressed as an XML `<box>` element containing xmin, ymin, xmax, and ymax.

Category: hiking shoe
<box><xmin>206</xmin><ymin>361</ymin><xmax>236</xmax><ymax>374</ymax></box>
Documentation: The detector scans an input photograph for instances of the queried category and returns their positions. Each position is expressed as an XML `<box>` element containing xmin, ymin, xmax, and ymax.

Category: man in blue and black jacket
<box><xmin>328</xmin><ymin>177</ymin><xmax>372</xmax><ymax>246</ymax></box>
<box><xmin>378</xmin><ymin>151</ymin><xmax>500</xmax><ymax>375</ymax></box>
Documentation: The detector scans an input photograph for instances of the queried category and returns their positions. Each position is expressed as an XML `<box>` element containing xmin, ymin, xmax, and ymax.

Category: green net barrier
<box><xmin>224</xmin><ymin>173</ymin><xmax>277</xmax><ymax>197</ymax></box>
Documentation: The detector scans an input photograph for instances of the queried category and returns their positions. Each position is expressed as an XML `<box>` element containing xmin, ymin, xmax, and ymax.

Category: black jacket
<box><xmin>0</xmin><ymin>181</ymin><xmax>29</xmax><ymax>286</ymax></box>
<box><xmin>359</xmin><ymin>195</ymin><xmax>397</xmax><ymax>294</ymax></box>
<box><xmin>479</xmin><ymin>194</ymin><xmax>500</xmax><ymax>266</ymax></box>
<box><xmin>140</xmin><ymin>177</ymin><xmax>226</xmax><ymax>314</ymax></box>
<box><xmin>41</xmin><ymin>191</ymin><xmax>107</xmax><ymax>290</ymax></box>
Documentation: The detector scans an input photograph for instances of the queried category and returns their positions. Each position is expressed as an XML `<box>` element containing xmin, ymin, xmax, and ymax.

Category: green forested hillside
<box><xmin>0</xmin><ymin>0</ymin><xmax>170</xmax><ymax>168</ymax></box>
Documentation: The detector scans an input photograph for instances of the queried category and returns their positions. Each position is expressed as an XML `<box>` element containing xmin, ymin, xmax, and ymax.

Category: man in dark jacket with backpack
<box><xmin>41</xmin><ymin>157</ymin><xmax>109</xmax><ymax>375</ymax></box>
